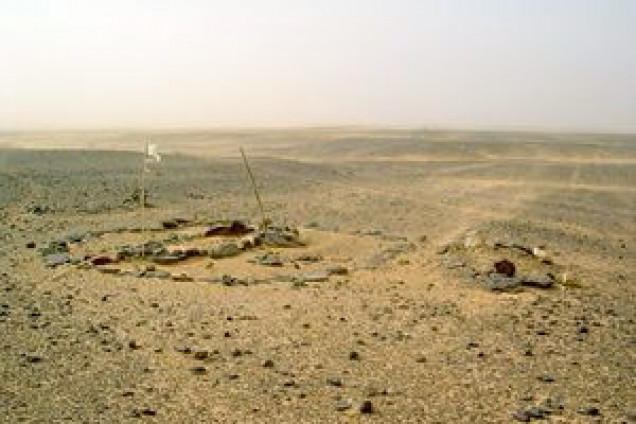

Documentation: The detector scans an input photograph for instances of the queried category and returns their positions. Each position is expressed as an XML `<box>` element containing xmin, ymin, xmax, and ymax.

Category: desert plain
<box><xmin>0</xmin><ymin>128</ymin><xmax>634</xmax><ymax>423</ymax></box>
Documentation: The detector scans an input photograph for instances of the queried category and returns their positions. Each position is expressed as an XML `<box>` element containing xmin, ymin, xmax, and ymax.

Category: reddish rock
<box><xmin>494</xmin><ymin>259</ymin><xmax>516</xmax><ymax>277</ymax></box>
<box><xmin>91</xmin><ymin>255</ymin><xmax>114</xmax><ymax>266</ymax></box>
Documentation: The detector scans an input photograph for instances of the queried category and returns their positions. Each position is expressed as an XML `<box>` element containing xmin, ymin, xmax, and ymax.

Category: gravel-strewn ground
<box><xmin>1</xmin><ymin>129</ymin><xmax>635</xmax><ymax>423</ymax></box>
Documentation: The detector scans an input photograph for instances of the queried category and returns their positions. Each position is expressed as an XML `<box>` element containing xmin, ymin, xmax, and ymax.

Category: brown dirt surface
<box><xmin>1</xmin><ymin>128</ymin><xmax>635</xmax><ymax>423</ymax></box>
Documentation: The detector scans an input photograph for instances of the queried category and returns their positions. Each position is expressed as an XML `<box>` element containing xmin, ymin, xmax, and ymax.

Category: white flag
<box><xmin>144</xmin><ymin>142</ymin><xmax>161</xmax><ymax>163</ymax></box>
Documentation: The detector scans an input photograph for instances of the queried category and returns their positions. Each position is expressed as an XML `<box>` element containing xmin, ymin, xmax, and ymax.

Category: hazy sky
<box><xmin>1</xmin><ymin>0</ymin><xmax>635</xmax><ymax>131</ymax></box>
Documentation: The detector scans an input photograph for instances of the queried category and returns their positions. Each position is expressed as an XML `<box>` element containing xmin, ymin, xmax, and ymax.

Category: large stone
<box><xmin>251</xmin><ymin>253</ymin><xmax>284</xmax><ymax>267</ymax></box>
<box><xmin>297</xmin><ymin>271</ymin><xmax>330</xmax><ymax>283</ymax></box>
<box><xmin>151</xmin><ymin>254</ymin><xmax>184</xmax><ymax>265</ymax></box>
<box><xmin>65</xmin><ymin>230</ymin><xmax>88</xmax><ymax>243</ymax></box>
<box><xmin>39</xmin><ymin>240</ymin><xmax>69</xmax><ymax>257</ymax></box>
<box><xmin>258</xmin><ymin>227</ymin><xmax>304</xmax><ymax>247</ymax></box>
<box><xmin>522</xmin><ymin>272</ymin><xmax>554</xmax><ymax>289</ymax></box>
<box><xmin>484</xmin><ymin>273</ymin><xmax>523</xmax><ymax>291</ymax></box>
<box><xmin>44</xmin><ymin>252</ymin><xmax>71</xmax><ymax>268</ymax></box>
<box><xmin>143</xmin><ymin>270</ymin><xmax>172</xmax><ymax>279</ymax></box>
<box><xmin>208</xmin><ymin>242</ymin><xmax>242</xmax><ymax>259</ymax></box>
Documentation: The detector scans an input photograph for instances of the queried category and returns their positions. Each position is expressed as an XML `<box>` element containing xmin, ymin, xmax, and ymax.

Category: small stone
<box><xmin>537</xmin><ymin>373</ymin><xmax>555</xmax><ymax>383</ymax></box>
<box><xmin>253</xmin><ymin>253</ymin><xmax>284</xmax><ymax>267</ymax></box>
<box><xmin>326</xmin><ymin>377</ymin><xmax>343</xmax><ymax>387</ymax></box>
<box><xmin>334</xmin><ymin>400</ymin><xmax>352</xmax><ymax>411</ymax></box>
<box><xmin>128</xmin><ymin>340</ymin><xmax>141</xmax><ymax>350</ymax></box>
<box><xmin>161</xmin><ymin>219</ymin><xmax>180</xmax><ymax>229</ymax></box>
<box><xmin>143</xmin><ymin>270</ymin><xmax>172</xmax><ymax>279</ymax></box>
<box><xmin>132</xmin><ymin>407</ymin><xmax>157</xmax><ymax>417</ymax></box>
<box><xmin>262</xmin><ymin>359</ymin><xmax>274</xmax><ymax>368</ymax></box>
<box><xmin>578</xmin><ymin>406</ymin><xmax>601</xmax><ymax>416</ymax></box>
<box><xmin>91</xmin><ymin>255</ymin><xmax>114</xmax><ymax>266</ymax></box>
<box><xmin>349</xmin><ymin>351</ymin><xmax>360</xmax><ymax>360</ymax></box>
<box><xmin>24</xmin><ymin>353</ymin><xmax>44</xmax><ymax>363</ymax></box>
<box><xmin>97</xmin><ymin>266</ymin><xmax>121</xmax><ymax>275</ymax></box>
<box><xmin>190</xmin><ymin>366</ymin><xmax>207</xmax><ymax>375</ymax></box>
<box><xmin>326</xmin><ymin>265</ymin><xmax>349</xmax><ymax>275</ymax></box>
<box><xmin>463</xmin><ymin>235</ymin><xmax>482</xmax><ymax>249</ymax></box>
<box><xmin>299</xmin><ymin>272</ymin><xmax>330</xmax><ymax>283</ymax></box>
<box><xmin>172</xmin><ymin>273</ymin><xmax>194</xmax><ymax>282</ymax></box>
<box><xmin>194</xmin><ymin>351</ymin><xmax>209</xmax><ymax>360</ymax></box>
<box><xmin>359</xmin><ymin>400</ymin><xmax>374</xmax><ymax>414</ymax></box>
<box><xmin>26</xmin><ymin>242</ymin><xmax>36</xmax><ymax>249</ymax></box>
<box><xmin>151</xmin><ymin>254</ymin><xmax>183</xmax><ymax>265</ymax></box>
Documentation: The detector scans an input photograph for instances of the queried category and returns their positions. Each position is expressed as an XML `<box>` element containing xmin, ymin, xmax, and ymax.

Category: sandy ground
<box><xmin>0</xmin><ymin>128</ymin><xmax>635</xmax><ymax>423</ymax></box>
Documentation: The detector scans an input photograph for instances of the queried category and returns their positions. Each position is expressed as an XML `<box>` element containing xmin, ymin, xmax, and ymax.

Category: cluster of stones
<box><xmin>36</xmin><ymin>219</ymin><xmax>351</xmax><ymax>286</ymax></box>
<box><xmin>438</xmin><ymin>234</ymin><xmax>562</xmax><ymax>292</ymax></box>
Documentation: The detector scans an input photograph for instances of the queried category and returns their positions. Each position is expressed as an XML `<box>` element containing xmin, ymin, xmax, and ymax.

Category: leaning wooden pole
<box><xmin>239</xmin><ymin>147</ymin><xmax>268</xmax><ymax>228</ymax></box>
<box><xmin>140</xmin><ymin>142</ymin><xmax>147</xmax><ymax>257</ymax></box>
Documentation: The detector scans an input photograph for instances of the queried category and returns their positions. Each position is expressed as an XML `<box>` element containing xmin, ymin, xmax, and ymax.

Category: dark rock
<box><xmin>537</xmin><ymin>373</ymin><xmax>555</xmax><ymax>383</ymax></box>
<box><xmin>359</xmin><ymin>400</ymin><xmax>374</xmax><ymax>414</ymax></box>
<box><xmin>349</xmin><ymin>351</ymin><xmax>360</xmax><ymax>360</ymax></box>
<box><xmin>221</xmin><ymin>274</ymin><xmax>247</xmax><ymax>286</ymax></box>
<box><xmin>326</xmin><ymin>265</ymin><xmax>349</xmax><ymax>275</ymax></box>
<box><xmin>512</xmin><ymin>406</ymin><xmax>551</xmax><ymax>422</ymax></box>
<box><xmin>172</xmin><ymin>273</ymin><xmax>194</xmax><ymax>282</ymax></box>
<box><xmin>26</xmin><ymin>204</ymin><xmax>51</xmax><ymax>214</ymax></box>
<box><xmin>24</xmin><ymin>353</ymin><xmax>44</xmax><ymax>363</ymax></box>
<box><xmin>26</xmin><ymin>242</ymin><xmax>36</xmax><ymax>249</ymax></box>
<box><xmin>161</xmin><ymin>218</ymin><xmax>187</xmax><ymax>229</ymax></box>
<box><xmin>190</xmin><ymin>366</ymin><xmax>208</xmax><ymax>375</ymax></box>
<box><xmin>494</xmin><ymin>259</ymin><xmax>516</xmax><ymax>277</ymax></box>
<box><xmin>128</xmin><ymin>340</ymin><xmax>141</xmax><ymax>350</ymax></box>
<box><xmin>262</xmin><ymin>359</ymin><xmax>274</xmax><ymax>368</ymax></box>
<box><xmin>204</xmin><ymin>220</ymin><xmax>252</xmax><ymax>236</ymax></box>
<box><xmin>578</xmin><ymin>406</ymin><xmax>601</xmax><ymax>416</ymax></box>
<box><xmin>91</xmin><ymin>255</ymin><xmax>115</xmax><ymax>266</ymax></box>
<box><xmin>184</xmin><ymin>248</ymin><xmax>202</xmax><ymax>258</ymax></box>
<box><xmin>194</xmin><ymin>351</ymin><xmax>209</xmax><ymax>360</ymax></box>
<box><xmin>326</xmin><ymin>377</ymin><xmax>343</xmax><ymax>387</ymax></box>
<box><xmin>295</xmin><ymin>254</ymin><xmax>323</xmax><ymax>262</ymax></box>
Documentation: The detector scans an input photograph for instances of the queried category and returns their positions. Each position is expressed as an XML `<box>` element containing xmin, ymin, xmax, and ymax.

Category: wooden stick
<box><xmin>239</xmin><ymin>147</ymin><xmax>268</xmax><ymax>227</ymax></box>
<box><xmin>140</xmin><ymin>143</ymin><xmax>146</xmax><ymax>257</ymax></box>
